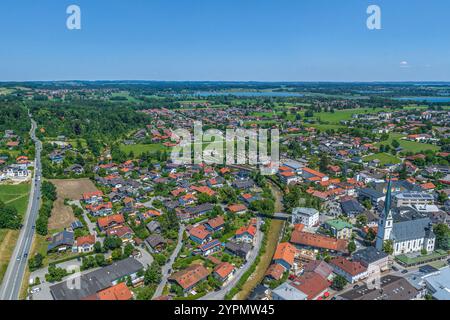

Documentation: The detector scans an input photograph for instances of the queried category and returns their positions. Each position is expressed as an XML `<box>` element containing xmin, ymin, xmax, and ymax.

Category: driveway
<box><xmin>152</xmin><ymin>225</ymin><xmax>185</xmax><ymax>298</ymax></box>
<box><xmin>69</xmin><ymin>200</ymin><xmax>101</xmax><ymax>243</ymax></box>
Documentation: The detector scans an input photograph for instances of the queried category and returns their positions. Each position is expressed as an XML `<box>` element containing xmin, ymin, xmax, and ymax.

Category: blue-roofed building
<box><xmin>70</xmin><ymin>220</ymin><xmax>84</xmax><ymax>230</ymax></box>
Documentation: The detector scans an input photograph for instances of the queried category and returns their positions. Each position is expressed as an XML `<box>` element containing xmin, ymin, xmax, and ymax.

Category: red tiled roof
<box><xmin>191</xmin><ymin>186</ymin><xmax>216</xmax><ymax>196</ymax></box>
<box><xmin>83</xmin><ymin>190</ymin><xmax>103</xmax><ymax>200</ymax></box>
<box><xmin>330</xmin><ymin>256</ymin><xmax>367</xmax><ymax>276</ymax></box>
<box><xmin>189</xmin><ymin>225</ymin><xmax>210</xmax><ymax>240</ymax></box>
<box><xmin>207</xmin><ymin>216</ymin><xmax>225</xmax><ymax>229</ymax></box>
<box><xmin>76</xmin><ymin>234</ymin><xmax>95</xmax><ymax>246</ymax></box>
<box><xmin>169</xmin><ymin>264</ymin><xmax>210</xmax><ymax>290</ymax></box>
<box><xmin>227</xmin><ymin>204</ymin><xmax>247</xmax><ymax>213</ymax></box>
<box><xmin>290</xmin><ymin>231</ymin><xmax>348</xmax><ymax>252</ymax></box>
<box><xmin>291</xmin><ymin>272</ymin><xmax>330</xmax><ymax>300</ymax></box>
<box><xmin>273</xmin><ymin>242</ymin><xmax>297</xmax><ymax>267</ymax></box>
<box><xmin>236</xmin><ymin>224</ymin><xmax>256</xmax><ymax>237</ymax></box>
<box><xmin>106</xmin><ymin>225</ymin><xmax>133</xmax><ymax>238</ymax></box>
<box><xmin>303</xmin><ymin>167</ymin><xmax>326</xmax><ymax>178</ymax></box>
<box><xmin>214</xmin><ymin>262</ymin><xmax>234</xmax><ymax>279</ymax></box>
<box><xmin>97</xmin><ymin>283</ymin><xmax>132</xmax><ymax>300</ymax></box>
<box><xmin>98</xmin><ymin>214</ymin><xmax>125</xmax><ymax>229</ymax></box>
<box><xmin>265</xmin><ymin>264</ymin><xmax>285</xmax><ymax>280</ymax></box>
<box><xmin>421</xmin><ymin>182</ymin><xmax>436</xmax><ymax>190</ymax></box>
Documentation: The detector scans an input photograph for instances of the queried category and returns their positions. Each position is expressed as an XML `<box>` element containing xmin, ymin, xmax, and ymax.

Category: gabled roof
<box><xmin>206</xmin><ymin>216</ymin><xmax>225</xmax><ymax>229</ymax></box>
<box><xmin>266</xmin><ymin>263</ymin><xmax>286</xmax><ymax>281</ymax></box>
<box><xmin>97</xmin><ymin>282</ymin><xmax>132</xmax><ymax>300</ymax></box>
<box><xmin>290</xmin><ymin>272</ymin><xmax>330</xmax><ymax>300</ymax></box>
<box><xmin>76</xmin><ymin>234</ymin><xmax>96</xmax><ymax>246</ymax></box>
<box><xmin>236</xmin><ymin>224</ymin><xmax>256</xmax><ymax>237</ymax></box>
<box><xmin>330</xmin><ymin>256</ymin><xmax>367</xmax><ymax>276</ymax></box>
<box><xmin>214</xmin><ymin>262</ymin><xmax>234</xmax><ymax>279</ymax></box>
<box><xmin>97</xmin><ymin>214</ymin><xmax>125</xmax><ymax>229</ymax></box>
<box><xmin>169</xmin><ymin>264</ymin><xmax>210</xmax><ymax>290</ymax></box>
<box><xmin>227</xmin><ymin>204</ymin><xmax>247</xmax><ymax>213</ymax></box>
<box><xmin>189</xmin><ymin>225</ymin><xmax>211</xmax><ymax>240</ymax></box>
<box><xmin>290</xmin><ymin>230</ymin><xmax>348</xmax><ymax>252</ymax></box>
<box><xmin>273</xmin><ymin>242</ymin><xmax>296</xmax><ymax>267</ymax></box>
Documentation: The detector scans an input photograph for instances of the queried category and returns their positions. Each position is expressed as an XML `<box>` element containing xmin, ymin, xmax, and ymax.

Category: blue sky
<box><xmin>0</xmin><ymin>0</ymin><xmax>449</xmax><ymax>81</ymax></box>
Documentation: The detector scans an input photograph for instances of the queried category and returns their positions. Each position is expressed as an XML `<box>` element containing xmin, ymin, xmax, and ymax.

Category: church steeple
<box><xmin>376</xmin><ymin>178</ymin><xmax>394</xmax><ymax>251</ymax></box>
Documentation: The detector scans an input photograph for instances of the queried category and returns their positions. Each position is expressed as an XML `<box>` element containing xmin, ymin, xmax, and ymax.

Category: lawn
<box><xmin>0</xmin><ymin>183</ymin><xmax>31</xmax><ymax>284</ymax></box>
<box><xmin>377</xmin><ymin>133</ymin><xmax>440</xmax><ymax>153</ymax></box>
<box><xmin>0</xmin><ymin>183</ymin><xmax>31</xmax><ymax>217</ymax></box>
<box><xmin>120</xmin><ymin>143</ymin><xmax>168</xmax><ymax>156</ymax></box>
<box><xmin>301</xmin><ymin>107</ymin><xmax>386</xmax><ymax>124</ymax></box>
<box><xmin>363</xmin><ymin>153</ymin><xmax>401</xmax><ymax>165</ymax></box>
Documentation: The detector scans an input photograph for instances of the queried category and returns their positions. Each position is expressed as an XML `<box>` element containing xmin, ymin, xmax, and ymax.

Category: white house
<box><xmin>292</xmin><ymin>207</ymin><xmax>319</xmax><ymax>227</ymax></box>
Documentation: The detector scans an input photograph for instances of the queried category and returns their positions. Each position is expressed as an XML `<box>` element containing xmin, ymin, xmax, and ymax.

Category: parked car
<box><xmin>392</xmin><ymin>266</ymin><xmax>399</xmax><ymax>272</ymax></box>
<box><xmin>30</xmin><ymin>287</ymin><xmax>41</xmax><ymax>294</ymax></box>
<box><xmin>401</xmin><ymin>269</ymin><xmax>408</xmax><ymax>274</ymax></box>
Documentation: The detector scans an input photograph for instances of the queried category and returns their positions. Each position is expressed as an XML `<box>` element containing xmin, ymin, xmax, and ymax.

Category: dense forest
<box><xmin>29</xmin><ymin>101</ymin><xmax>153</xmax><ymax>142</ymax></box>
<box><xmin>0</xmin><ymin>101</ymin><xmax>31</xmax><ymax>135</ymax></box>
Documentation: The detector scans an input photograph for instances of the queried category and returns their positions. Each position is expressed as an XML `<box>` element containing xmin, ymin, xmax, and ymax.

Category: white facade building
<box><xmin>292</xmin><ymin>207</ymin><xmax>320</xmax><ymax>227</ymax></box>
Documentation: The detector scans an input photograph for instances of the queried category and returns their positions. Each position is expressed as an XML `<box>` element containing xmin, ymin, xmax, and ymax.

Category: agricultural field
<box><xmin>47</xmin><ymin>179</ymin><xmax>99</xmax><ymax>230</ymax></box>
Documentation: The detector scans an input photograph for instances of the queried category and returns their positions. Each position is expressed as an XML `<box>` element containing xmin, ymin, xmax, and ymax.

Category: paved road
<box><xmin>0</xmin><ymin>116</ymin><xmax>42</xmax><ymax>300</ymax></box>
<box><xmin>200</xmin><ymin>217</ymin><xmax>263</xmax><ymax>300</ymax></box>
<box><xmin>152</xmin><ymin>225</ymin><xmax>185</xmax><ymax>299</ymax></box>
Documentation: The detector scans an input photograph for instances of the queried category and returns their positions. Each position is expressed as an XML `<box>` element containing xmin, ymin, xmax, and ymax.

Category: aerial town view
<box><xmin>0</xmin><ymin>0</ymin><xmax>450</xmax><ymax>309</ymax></box>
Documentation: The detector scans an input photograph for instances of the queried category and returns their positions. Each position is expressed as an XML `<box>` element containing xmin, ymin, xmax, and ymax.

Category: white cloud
<box><xmin>400</xmin><ymin>61</ymin><xmax>410</xmax><ymax>68</ymax></box>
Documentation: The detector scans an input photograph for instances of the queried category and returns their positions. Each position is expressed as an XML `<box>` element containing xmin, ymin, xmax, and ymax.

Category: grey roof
<box><xmin>358</xmin><ymin>188</ymin><xmax>385</xmax><ymax>200</ymax></box>
<box><xmin>146</xmin><ymin>221</ymin><xmax>161</xmax><ymax>233</ymax></box>
<box><xmin>145</xmin><ymin>234</ymin><xmax>166</xmax><ymax>248</ymax></box>
<box><xmin>353</xmin><ymin>246</ymin><xmax>388</xmax><ymax>265</ymax></box>
<box><xmin>391</xmin><ymin>217</ymin><xmax>434</xmax><ymax>242</ymax></box>
<box><xmin>272</xmin><ymin>282</ymin><xmax>307</xmax><ymax>300</ymax></box>
<box><xmin>47</xmin><ymin>231</ymin><xmax>74</xmax><ymax>251</ymax></box>
<box><xmin>50</xmin><ymin>258</ymin><xmax>143</xmax><ymax>300</ymax></box>
<box><xmin>339</xmin><ymin>275</ymin><xmax>419</xmax><ymax>300</ymax></box>
<box><xmin>225</xmin><ymin>241</ymin><xmax>252</xmax><ymax>255</ymax></box>
<box><xmin>232</xmin><ymin>179</ymin><xmax>255</xmax><ymax>189</ymax></box>
<box><xmin>341</xmin><ymin>199</ymin><xmax>365</xmax><ymax>215</ymax></box>
<box><xmin>185</xmin><ymin>203</ymin><xmax>214</xmax><ymax>215</ymax></box>
<box><xmin>303</xmin><ymin>260</ymin><xmax>333</xmax><ymax>279</ymax></box>
<box><xmin>424</xmin><ymin>267</ymin><xmax>450</xmax><ymax>300</ymax></box>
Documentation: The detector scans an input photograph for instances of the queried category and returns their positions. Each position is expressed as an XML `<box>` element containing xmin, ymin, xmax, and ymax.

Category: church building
<box><xmin>375</xmin><ymin>180</ymin><xmax>435</xmax><ymax>256</ymax></box>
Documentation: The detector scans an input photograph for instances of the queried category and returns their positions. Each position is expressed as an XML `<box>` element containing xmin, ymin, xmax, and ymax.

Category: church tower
<box><xmin>376</xmin><ymin>179</ymin><xmax>394</xmax><ymax>251</ymax></box>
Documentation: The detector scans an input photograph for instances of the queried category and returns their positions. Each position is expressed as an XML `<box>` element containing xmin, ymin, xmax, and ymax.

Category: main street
<box><xmin>0</xmin><ymin>115</ymin><xmax>42</xmax><ymax>300</ymax></box>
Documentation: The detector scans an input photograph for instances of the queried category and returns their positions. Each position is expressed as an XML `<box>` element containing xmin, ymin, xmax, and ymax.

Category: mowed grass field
<box><xmin>120</xmin><ymin>143</ymin><xmax>168</xmax><ymax>156</ymax></box>
<box><xmin>363</xmin><ymin>153</ymin><xmax>402</xmax><ymax>166</ymax></box>
<box><xmin>0</xmin><ymin>183</ymin><xmax>31</xmax><ymax>284</ymax></box>
<box><xmin>0</xmin><ymin>183</ymin><xmax>31</xmax><ymax>216</ymax></box>
<box><xmin>377</xmin><ymin>133</ymin><xmax>440</xmax><ymax>153</ymax></box>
